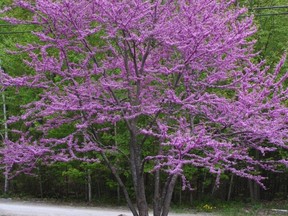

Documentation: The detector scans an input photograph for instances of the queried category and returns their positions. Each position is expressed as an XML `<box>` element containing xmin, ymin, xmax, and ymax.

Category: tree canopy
<box><xmin>0</xmin><ymin>1</ymin><xmax>287</xmax><ymax>216</ymax></box>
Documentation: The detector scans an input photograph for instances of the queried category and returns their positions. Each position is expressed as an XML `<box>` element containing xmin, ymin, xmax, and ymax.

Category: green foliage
<box><xmin>62</xmin><ymin>167</ymin><xmax>85</xmax><ymax>182</ymax></box>
<box><xmin>0</xmin><ymin>2</ymin><xmax>41</xmax><ymax>137</ymax></box>
<box><xmin>249</xmin><ymin>1</ymin><xmax>288</xmax><ymax>69</ymax></box>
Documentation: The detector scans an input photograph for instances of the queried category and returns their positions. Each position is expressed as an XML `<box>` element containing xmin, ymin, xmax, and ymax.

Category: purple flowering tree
<box><xmin>1</xmin><ymin>0</ymin><xmax>288</xmax><ymax>216</ymax></box>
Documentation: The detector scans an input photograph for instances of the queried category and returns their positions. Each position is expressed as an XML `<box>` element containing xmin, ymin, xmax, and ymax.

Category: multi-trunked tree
<box><xmin>0</xmin><ymin>1</ymin><xmax>287</xmax><ymax>216</ymax></box>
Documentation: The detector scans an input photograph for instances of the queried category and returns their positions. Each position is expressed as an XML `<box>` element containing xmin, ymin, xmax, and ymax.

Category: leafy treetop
<box><xmin>0</xmin><ymin>1</ymin><xmax>287</xmax><ymax>216</ymax></box>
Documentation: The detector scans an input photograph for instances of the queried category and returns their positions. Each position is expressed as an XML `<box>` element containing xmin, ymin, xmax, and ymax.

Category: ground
<box><xmin>0</xmin><ymin>199</ymin><xmax>213</xmax><ymax>216</ymax></box>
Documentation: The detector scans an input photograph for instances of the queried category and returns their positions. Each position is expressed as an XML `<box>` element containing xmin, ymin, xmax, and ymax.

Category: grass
<box><xmin>214</xmin><ymin>200</ymin><xmax>288</xmax><ymax>216</ymax></box>
<box><xmin>170</xmin><ymin>200</ymin><xmax>288</xmax><ymax>216</ymax></box>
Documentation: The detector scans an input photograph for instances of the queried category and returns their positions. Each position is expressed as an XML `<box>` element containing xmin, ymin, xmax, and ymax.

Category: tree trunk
<box><xmin>129</xmin><ymin>128</ymin><xmax>148</xmax><ymax>216</ymax></box>
<box><xmin>87</xmin><ymin>169</ymin><xmax>92</xmax><ymax>203</ymax></box>
<box><xmin>248</xmin><ymin>179</ymin><xmax>259</xmax><ymax>202</ymax></box>
<box><xmin>114</xmin><ymin>123</ymin><xmax>121</xmax><ymax>204</ymax></box>
<box><xmin>38</xmin><ymin>167</ymin><xmax>43</xmax><ymax>198</ymax></box>
<box><xmin>201</xmin><ymin>172</ymin><xmax>206</xmax><ymax>198</ymax></box>
<box><xmin>160</xmin><ymin>175</ymin><xmax>178</xmax><ymax>216</ymax></box>
<box><xmin>117</xmin><ymin>184</ymin><xmax>120</xmax><ymax>204</ymax></box>
<box><xmin>153</xmin><ymin>169</ymin><xmax>161</xmax><ymax>216</ymax></box>
<box><xmin>189</xmin><ymin>191</ymin><xmax>193</xmax><ymax>206</ymax></box>
<box><xmin>248</xmin><ymin>179</ymin><xmax>254</xmax><ymax>201</ymax></box>
<box><xmin>101</xmin><ymin>152</ymin><xmax>138</xmax><ymax>216</ymax></box>
<box><xmin>179</xmin><ymin>180</ymin><xmax>182</xmax><ymax>206</ymax></box>
<box><xmin>227</xmin><ymin>174</ymin><xmax>234</xmax><ymax>201</ymax></box>
<box><xmin>253</xmin><ymin>181</ymin><xmax>260</xmax><ymax>201</ymax></box>
<box><xmin>97</xmin><ymin>181</ymin><xmax>101</xmax><ymax>199</ymax></box>
<box><xmin>2</xmin><ymin>91</ymin><xmax>9</xmax><ymax>194</ymax></box>
<box><xmin>254</xmin><ymin>151</ymin><xmax>260</xmax><ymax>201</ymax></box>
<box><xmin>4</xmin><ymin>167</ymin><xmax>9</xmax><ymax>194</ymax></box>
<box><xmin>211</xmin><ymin>178</ymin><xmax>217</xmax><ymax>195</ymax></box>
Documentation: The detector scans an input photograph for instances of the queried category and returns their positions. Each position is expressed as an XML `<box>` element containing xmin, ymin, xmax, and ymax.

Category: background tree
<box><xmin>0</xmin><ymin>0</ymin><xmax>41</xmax><ymax>194</ymax></box>
<box><xmin>230</xmin><ymin>0</ymin><xmax>288</xmax><ymax>202</ymax></box>
<box><xmin>0</xmin><ymin>1</ymin><xmax>287</xmax><ymax>216</ymax></box>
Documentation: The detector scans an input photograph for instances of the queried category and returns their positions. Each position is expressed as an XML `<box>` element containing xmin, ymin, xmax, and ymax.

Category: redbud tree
<box><xmin>1</xmin><ymin>0</ymin><xmax>288</xmax><ymax>216</ymax></box>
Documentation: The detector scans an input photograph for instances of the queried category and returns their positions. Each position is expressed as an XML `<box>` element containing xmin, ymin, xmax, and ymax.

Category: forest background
<box><xmin>0</xmin><ymin>0</ymin><xmax>287</xmax><ymax>214</ymax></box>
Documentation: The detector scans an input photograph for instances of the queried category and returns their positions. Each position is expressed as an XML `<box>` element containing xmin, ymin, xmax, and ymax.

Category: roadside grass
<box><xmin>215</xmin><ymin>201</ymin><xmax>288</xmax><ymax>216</ymax></box>
<box><xmin>209</xmin><ymin>200</ymin><xmax>288</xmax><ymax>216</ymax></box>
<box><xmin>215</xmin><ymin>202</ymin><xmax>266</xmax><ymax>216</ymax></box>
<box><xmin>171</xmin><ymin>200</ymin><xmax>288</xmax><ymax>216</ymax></box>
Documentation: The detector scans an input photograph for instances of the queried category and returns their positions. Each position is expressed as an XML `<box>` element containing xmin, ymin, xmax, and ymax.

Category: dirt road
<box><xmin>0</xmin><ymin>199</ymin><xmax>213</xmax><ymax>216</ymax></box>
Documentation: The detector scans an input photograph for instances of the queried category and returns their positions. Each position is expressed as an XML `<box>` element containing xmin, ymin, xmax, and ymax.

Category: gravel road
<box><xmin>0</xmin><ymin>200</ymin><xmax>214</xmax><ymax>216</ymax></box>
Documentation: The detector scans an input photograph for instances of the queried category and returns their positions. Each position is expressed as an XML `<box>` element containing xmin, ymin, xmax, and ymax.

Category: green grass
<box><xmin>215</xmin><ymin>201</ymin><xmax>288</xmax><ymax>216</ymax></box>
<box><xmin>171</xmin><ymin>200</ymin><xmax>288</xmax><ymax>216</ymax></box>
